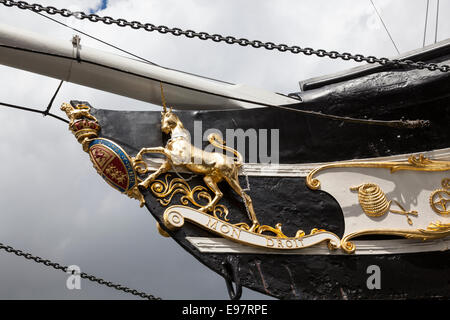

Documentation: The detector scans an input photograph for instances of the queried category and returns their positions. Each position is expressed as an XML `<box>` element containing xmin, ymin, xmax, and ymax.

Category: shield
<box><xmin>88</xmin><ymin>138</ymin><xmax>137</xmax><ymax>193</ymax></box>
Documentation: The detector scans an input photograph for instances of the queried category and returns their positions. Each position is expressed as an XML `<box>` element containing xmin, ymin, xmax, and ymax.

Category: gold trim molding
<box><xmin>340</xmin><ymin>221</ymin><xmax>450</xmax><ymax>253</ymax></box>
<box><xmin>306</xmin><ymin>155</ymin><xmax>450</xmax><ymax>190</ymax></box>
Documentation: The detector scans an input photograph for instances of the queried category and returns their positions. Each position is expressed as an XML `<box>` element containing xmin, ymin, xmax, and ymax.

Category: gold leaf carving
<box><xmin>430</xmin><ymin>178</ymin><xmax>450</xmax><ymax>215</ymax></box>
<box><xmin>341</xmin><ymin>221</ymin><xmax>450</xmax><ymax>253</ymax></box>
<box><xmin>307</xmin><ymin>155</ymin><xmax>450</xmax><ymax>190</ymax></box>
<box><xmin>150</xmin><ymin>174</ymin><xmax>229</xmax><ymax>221</ymax></box>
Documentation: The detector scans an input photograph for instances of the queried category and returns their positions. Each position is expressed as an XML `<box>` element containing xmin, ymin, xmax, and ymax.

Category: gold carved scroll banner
<box><xmin>163</xmin><ymin>206</ymin><xmax>341</xmax><ymax>251</ymax></box>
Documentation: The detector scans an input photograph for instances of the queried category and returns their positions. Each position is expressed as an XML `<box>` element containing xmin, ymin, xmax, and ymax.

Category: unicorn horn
<box><xmin>160</xmin><ymin>82</ymin><xmax>167</xmax><ymax>113</ymax></box>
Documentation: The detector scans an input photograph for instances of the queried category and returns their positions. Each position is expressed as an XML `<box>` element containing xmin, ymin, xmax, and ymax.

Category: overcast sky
<box><xmin>0</xmin><ymin>0</ymin><xmax>449</xmax><ymax>300</ymax></box>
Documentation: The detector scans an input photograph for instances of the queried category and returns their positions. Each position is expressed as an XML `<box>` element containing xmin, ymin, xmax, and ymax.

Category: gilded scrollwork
<box><xmin>306</xmin><ymin>154</ymin><xmax>450</xmax><ymax>190</ymax></box>
<box><xmin>340</xmin><ymin>221</ymin><xmax>450</xmax><ymax>254</ymax></box>
<box><xmin>233</xmin><ymin>222</ymin><xmax>306</xmax><ymax>239</ymax></box>
<box><xmin>148</xmin><ymin>174</ymin><xmax>314</xmax><ymax>239</ymax></box>
<box><xmin>149</xmin><ymin>173</ymin><xmax>229</xmax><ymax>221</ymax></box>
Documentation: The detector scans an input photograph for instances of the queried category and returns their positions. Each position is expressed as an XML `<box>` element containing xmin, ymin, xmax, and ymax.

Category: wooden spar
<box><xmin>0</xmin><ymin>22</ymin><xmax>298</xmax><ymax>110</ymax></box>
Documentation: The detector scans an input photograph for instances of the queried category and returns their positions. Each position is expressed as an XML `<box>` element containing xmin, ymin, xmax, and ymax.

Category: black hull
<box><xmin>87</xmin><ymin>102</ymin><xmax>449</xmax><ymax>299</ymax></box>
<box><xmin>93</xmin><ymin>102</ymin><xmax>449</xmax><ymax>165</ymax></box>
<box><xmin>142</xmin><ymin>177</ymin><xmax>450</xmax><ymax>300</ymax></box>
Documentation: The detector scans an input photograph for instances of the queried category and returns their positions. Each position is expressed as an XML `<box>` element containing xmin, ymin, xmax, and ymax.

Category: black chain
<box><xmin>1</xmin><ymin>0</ymin><xmax>449</xmax><ymax>73</ymax></box>
<box><xmin>0</xmin><ymin>242</ymin><xmax>161</xmax><ymax>300</ymax></box>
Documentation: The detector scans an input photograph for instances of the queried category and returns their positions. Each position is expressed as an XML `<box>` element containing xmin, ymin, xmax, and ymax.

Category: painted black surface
<box><xmin>142</xmin><ymin>179</ymin><xmax>450</xmax><ymax>300</ymax></box>
<box><xmin>89</xmin><ymin>102</ymin><xmax>449</xmax><ymax>165</ymax></box>
<box><xmin>298</xmin><ymin>53</ymin><xmax>450</xmax><ymax>119</ymax></box>
<box><xmin>139</xmin><ymin>174</ymin><xmax>449</xmax><ymax>300</ymax></box>
<box><xmin>299</xmin><ymin>40</ymin><xmax>450</xmax><ymax>90</ymax></box>
<box><xmin>86</xmin><ymin>105</ymin><xmax>450</xmax><ymax>299</ymax></box>
<box><xmin>141</xmin><ymin>177</ymin><xmax>450</xmax><ymax>300</ymax></box>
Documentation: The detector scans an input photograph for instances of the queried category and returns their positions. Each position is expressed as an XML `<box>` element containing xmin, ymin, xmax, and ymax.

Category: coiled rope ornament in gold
<box><xmin>350</xmin><ymin>183</ymin><xmax>390</xmax><ymax>217</ymax></box>
<box><xmin>350</xmin><ymin>183</ymin><xmax>418</xmax><ymax>224</ymax></box>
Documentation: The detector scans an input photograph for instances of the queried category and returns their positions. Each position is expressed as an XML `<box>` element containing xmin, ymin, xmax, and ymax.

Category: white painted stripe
<box><xmin>144</xmin><ymin>147</ymin><xmax>450</xmax><ymax>177</ymax></box>
<box><xmin>186</xmin><ymin>236</ymin><xmax>450</xmax><ymax>255</ymax></box>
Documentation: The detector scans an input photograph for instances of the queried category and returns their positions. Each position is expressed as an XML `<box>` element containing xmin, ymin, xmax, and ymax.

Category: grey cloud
<box><xmin>0</xmin><ymin>0</ymin><xmax>448</xmax><ymax>299</ymax></box>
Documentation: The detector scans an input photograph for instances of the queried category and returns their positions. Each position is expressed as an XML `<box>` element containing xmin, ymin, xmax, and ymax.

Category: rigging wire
<box><xmin>423</xmin><ymin>0</ymin><xmax>429</xmax><ymax>47</ymax></box>
<box><xmin>369</xmin><ymin>0</ymin><xmax>400</xmax><ymax>55</ymax></box>
<box><xmin>0</xmin><ymin>9</ymin><xmax>157</xmax><ymax>126</ymax></box>
<box><xmin>273</xmin><ymin>103</ymin><xmax>429</xmax><ymax>129</ymax></box>
<box><xmin>43</xmin><ymin>79</ymin><xmax>64</xmax><ymax>117</ymax></box>
<box><xmin>34</xmin><ymin>11</ymin><xmax>155</xmax><ymax>65</ymax></box>
<box><xmin>0</xmin><ymin>101</ymin><xmax>69</xmax><ymax>123</ymax></box>
<box><xmin>434</xmin><ymin>0</ymin><xmax>440</xmax><ymax>43</ymax></box>
<box><xmin>0</xmin><ymin>44</ymin><xmax>430</xmax><ymax>129</ymax></box>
